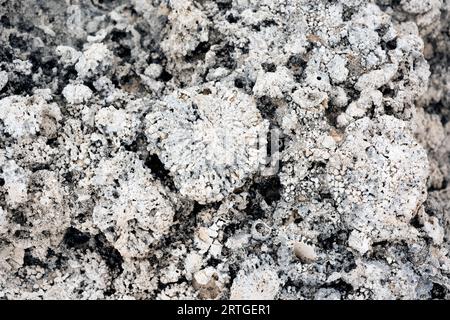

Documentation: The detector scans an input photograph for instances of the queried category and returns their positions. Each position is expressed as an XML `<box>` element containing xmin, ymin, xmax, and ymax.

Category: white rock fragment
<box><xmin>291</xmin><ymin>88</ymin><xmax>328</xmax><ymax>110</ymax></box>
<box><xmin>22</xmin><ymin>170</ymin><xmax>69</xmax><ymax>248</ymax></box>
<box><xmin>66</xmin><ymin>5</ymin><xmax>86</xmax><ymax>39</ymax></box>
<box><xmin>94</xmin><ymin>106</ymin><xmax>128</xmax><ymax>134</ymax></box>
<box><xmin>62</xmin><ymin>84</ymin><xmax>93</xmax><ymax>104</ymax></box>
<box><xmin>55</xmin><ymin>46</ymin><xmax>82</xmax><ymax>65</ymax></box>
<box><xmin>184</xmin><ymin>252</ymin><xmax>203</xmax><ymax>281</ymax></box>
<box><xmin>327</xmin><ymin>55</ymin><xmax>348</xmax><ymax>84</ymax></box>
<box><xmin>422</xmin><ymin>213</ymin><xmax>445</xmax><ymax>245</ymax></box>
<box><xmin>401</xmin><ymin>0</ymin><xmax>435</xmax><ymax>14</ymax></box>
<box><xmin>348</xmin><ymin>230</ymin><xmax>372</xmax><ymax>255</ymax></box>
<box><xmin>253</xmin><ymin>67</ymin><xmax>295</xmax><ymax>99</ymax></box>
<box><xmin>1</xmin><ymin>161</ymin><xmax>28</xmax><ymax>208</ymax></box>
<box><xmin>12</xmin><ymin>59</ymin><xmax>32</xmax><ymax>75</ymax></box>
<box><xmin>0</xmin><ymin>168</ymin><xmax>69</xmax><ymax>257</ymax></box>
<box><xmin>75</xmin><ymin>42</ymin><xmax>113</xmax><ymax>78</ymax></box>
<box><xmin>0</xmin><ymin>70</ymin><xmax>8</xmax><ymax>91</ymax></box>
<box><xmin>225</xmin><ymin>233</ymin><xmax>251</xmax><ymax>250</ymax></box>
<box><xmin>230</xmin><ymin>267</ymin><xmax>280</xmax><ymax>300</ymax></box>
<box><xmin>348</xmin><ymin>25</ymin><xmax>380</xmax><ymax>53</ymax></box>
<box><xmin>144</xmin><ymin>64</ymin><xmax>163</xmax><ymax>79</ymax></box>
<box><xmin>355</xmin><ymin>64</ymin><xmax>398</xmax><ymax>91</ymax></box>
<box><xmin>314</xmin><ymin>288</ymin><xmax>341</xmax><ymax>300</ymax></box>
<box><xmin>327</xmin><ymin>116</ymin><xmax>429</xmax><ymax>243</ymax></box>
<box><xmin>145</xmin><ymin>83</ymin><xmax>269</xmax><ymax>204</ymax></box>
<box><xmin>160</xmin><ymin>263</ymin><xmax>182</xmax><ymax>284</ymax></box>
<box><xmin>92</xmin><ymin>152</ymin><xmax>175</xmax><ymax>259</ymax></box>
<box><xmin>0</xmin><ymin>207</ymin><xmax>6</xmax><ymax>234</ymax></box>
<box><xmin>209</xmin><ymin>241</ymin><xmax>222</xmax><ymax>258</ymax></box>
<box><xmin>161</xmin><ymin>0</ymin><xmax>209</xmax><ymax>58</ymax></box>
<box><xmin>0</xmin><ymin>95</ymin><xmax>61</xmax><ymax>139</ymax></box>
<box><xmin>330</xmin><ymin>86</ymin><xmax>348</xmax><ymax>108</ymax></box>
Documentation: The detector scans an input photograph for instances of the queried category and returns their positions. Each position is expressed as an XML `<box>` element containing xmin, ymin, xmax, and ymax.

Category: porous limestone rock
<box><xmin>327</xmin><ymin>116</ymin><xmax>429</xmax><ymax>244</ymax></box>
<box><xmin>92</xmin><ymin>152</ymin><xmax>176</xmax><ymax>259</ymax></box>
<box><xmin>145</xmin><ymin>83</ymin><xmax>269</xmax><ymax>204</ymax></box>
<box><xmin>0</xmin><ymin>0</ymin><xmax>448</xmax><ymax>301</ymax></box>
<box><xmin>230</xmin><ymin>265</ymin><xmax>281</xmax><ymax>300</ymax></box>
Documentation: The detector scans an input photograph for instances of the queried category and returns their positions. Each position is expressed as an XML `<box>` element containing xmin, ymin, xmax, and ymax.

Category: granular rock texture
<box><xmin>0</xmin><ymin>0</ymin><xmax>449</xmax><ymax>300</ymax></box>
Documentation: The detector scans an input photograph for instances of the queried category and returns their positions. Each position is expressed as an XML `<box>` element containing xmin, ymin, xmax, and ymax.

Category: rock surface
<box><xmin>0</xmin><ymin>0</ymin><xmax>449</xmax><ymax>300</ymax></box>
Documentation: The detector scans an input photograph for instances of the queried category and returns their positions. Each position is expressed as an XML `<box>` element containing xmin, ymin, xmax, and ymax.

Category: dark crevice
<box><xmin>286</xmin><ymin>54</ymin><xmax>307</xmax><ymax>82</ymax></box>
<box><xmin>214</xmin><ymin>43</ymin><xmax>236</xmax><ymax>69</ymax></box>
<box><xmin>217</xmin><ymin>0</ymin><xmax>232</xmax><ymax>11</ymax></box>
<box><xmin>94</xmin><ymin>233</ymin><xmax>124</xmax><ymax>275</ymax></box>
<box><xmin>318</xmin><ymin>230</ymin><xmax>349</xmax><ymax>250</ymax></box>
<box><xmin>185</xmin><ymin>41</ymin><xmax>211</xmax><ymax>63</ymax></box>
<box><xmin>427</xmin><ymin>179</ymin><xmax>448</xmax><ymax>192</ymax></box>
<box><xmin>325</xmin><ymin>101</ymin><xmax>343</xmax><ymax>127</ymax></box>
<box><xmin>256</xmin><ymin>96</ymin><xmax>278</xmax><ymax>120</ymax></box>
<box><xmin>192</xmin><ymin>201</ymin><xmax>221</xmax><ymax>216</ymax></box>
<box><xmin>63</xmin><ymin>227</ymin><xmax>91</xmax><ymax>249</ymax></box>
<box><xmin>253</xmin><ymin>176</ymin><xmax>281</xmax><ymax>205</ymax></box>
<box><xmin>11</xmin><ymin>210</ymin><xmax>27</xmax><ymax>226</ymax></box>
<box><xmin>245</xmin><ymin>176</ymin><xmax>282</xmax><ymax>218</ymax></box>
<box><xmin>261</xmin><ymin>62</ymin><xmax>276</xmax><ymax>73</ymax></box>
<box><xmin>144</xmin><ymin>153</ymin><xmax>176</xmax><ymax>191</ymax></box>
<box><xmin>410</xmin><ymin>214</ymin><xmax>423</xmax><ymax>229</ymax></box>
<box><xmin>425</xmin><ymin>101</ymin><xmax>448</xmax><ymax>125</ymax></box>
<box><xmin>234</xmin><ymin>76</ymin><xmax>254</xmax><ymax>94</ymax></box>
<box><xmin>431</xmin><ymin>283</ymin><xmax>447</xmax><ymax>299</ymax></box>
<box><xmin>326</xmin><ymin>279</ymin><xmax>353</xmax><ymax>296</ymax></box>
<box><xmin>158</xmin><ymin>69</ymin><xmax>173</xmax><ymax>82</ymax></box>
<box><xmin>123</xmin><ymin>133</ymin><xmax>147</xmax><ymax>153</ymax></box>
<box><xmin>23</xmin><ymin>248</ymin><xmax>47</xmax><ymax>268</ymax></box>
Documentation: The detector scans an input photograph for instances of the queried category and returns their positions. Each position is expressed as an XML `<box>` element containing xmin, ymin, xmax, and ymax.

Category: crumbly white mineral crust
<box><xmin>327</xmin><ymin>116</ymin><xmax>429</xmax><ymax>245</ymax></box>
<box><xmin>145</xmin><ymin>83</ymin><xmax>269</xmax><ymax>204</ymax></box>
<box><xmin>92</xmin><ymin>152</ymin><xmax>176</xmax><ymax>259</ymax></box>
<box><xmin>0</xmin><ymin>95</ymin><xmax>61</xmax><ymax>139</ymax></box>
<box><xmin>0</xmin><ymin>0</ymin><xmax>448</xmax><ymax>300</ymax></box>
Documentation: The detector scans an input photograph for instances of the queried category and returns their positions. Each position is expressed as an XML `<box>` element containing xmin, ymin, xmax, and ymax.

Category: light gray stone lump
<box><xmin>145</xmin><ymin>83</ymin><xmax>269</xmax><ymax>204</ymax></box>
<box><xmin>0</xmin><ymin>0</ymin><xmax>449</xmax><ymax>300</ymax></box>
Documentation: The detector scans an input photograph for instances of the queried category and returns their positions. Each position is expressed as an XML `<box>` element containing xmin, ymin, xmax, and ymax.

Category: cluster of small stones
<box><xmin>0</xmin><ymin>0</ymin><xmax>449</xmax><ymax>300</ymax></box>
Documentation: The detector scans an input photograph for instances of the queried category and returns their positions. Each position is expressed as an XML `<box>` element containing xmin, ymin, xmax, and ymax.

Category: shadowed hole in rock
<box><xmin>11</xmin><ymin>210</ymin><xmax>27</xmax><ymax>226</ymax></box>
<box><xmin>144</xmin><ymin>153</ymin><xmax>176</xmax><ymax>191</ymax></box>
<box><xmin>214</xmin><ymin>43</ymin><xmax>236</xmax><ymax>69</ymax></box>
<box><xmin>245</xmin><ymin>176</ymin><xmax>282</xmax><ymax>218</ymax></box>
<box><xmin>410</xmin><ymin>214</ymin><xmax>423</xmax><ymax>229</ymax></box>
<box><xmin>234</xmin><ymin>76</ymin><xmax>254</xmax><ymax>94</ymax></box>
<box><xmin>94</xmin><ymin>233</ymin><xmax>124</xmax><ymax>274</ymax></box>
<box><xmin>261</xmin><ymin>62</ymin><xmax>276</xmax><ymax>73</ymax></box>
<box><xmin>63</xmin><ymin>227</ymin><xmax>91</xmax><ymax>248</ymax></box>
<box><xmin>185</xmin><ymin>41</ymin><xmax>211</xmax><ymax>63</ymax></box>
<box><xmin>6</xmin><ymin>74</ymin><xmax>35</xmax><ymax>96</ymax></box>
<box><xmin>23</xmin><ymin>248</ymin><xmax>47</xmax><ymax>268</ymax></box>
<box><xmin>431</xmin><ymin>283</ymin><xmax>447</xmax><ymax>299</ymax></box>
<box><xmin>325</xmin><ymin>101</ymin><xmax>343</xmax><ymax>127</ymax></box>
<box><xmin>123</xmin><ymin>133</ymin><xmax>147</xmax><ymax>153</ymax></box>
<box><xmin>425</xmin><ymin>101</ymin><xmax>448</xmax><ymax>125</ymax></box>
<box><xmin>254</xmin><ymin>176</ymin><xmax>281</xmax><ymax>205</ymax></box>
<box><xmin>318</xmin><ymin>230</ymin><xmax>349</xmax><ymax>250</ymax></box>
<box><xmin>217</xmin><ymin>0</ymin><xmax>232</xmax><ymax>11</ymax></box>
<box><xmin>226</xmin><ymin>13</ymin><xmax>239</xmax><ymax>23</ymax></box>
<box><xmin>245</xmin><ymin>194</ymin><xmax>266</xmax><ymax>219</ymax></box>
<box><xmin>326</xmin><ymin>279</ymin><xmax>353</xmax><ymax>296</ymax></box>
<box><xmin>256</xmin><ymin>96</ymin><xmax>278</xmax><ymax>120</ymax></box>
<box><xmin>158</xmin><ymin>69</ymin><xmax>173</xmax><ymax>82</ymax></box>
